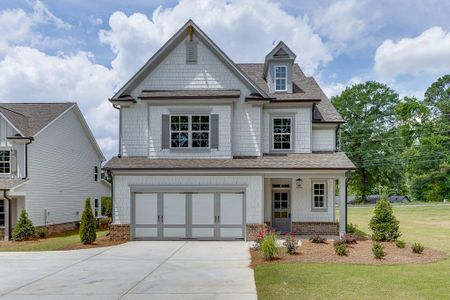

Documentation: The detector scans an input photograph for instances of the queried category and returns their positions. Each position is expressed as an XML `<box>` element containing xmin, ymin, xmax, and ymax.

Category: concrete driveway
<box><xmin>0</xmin><ymin>241</ymin><xmax>257</xmax><ymax>300</ymax></box>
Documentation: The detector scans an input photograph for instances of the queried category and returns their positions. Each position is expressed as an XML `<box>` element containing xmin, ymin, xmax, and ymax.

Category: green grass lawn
<box><xmin>255</xmin><ymin>205</ymin><xmax>450</xmax><ymax>300</ymax></box>
<box><xmin>0</xmin><ymin>230</ymin><xmax>108</xmax><ymax>252</ymax></box>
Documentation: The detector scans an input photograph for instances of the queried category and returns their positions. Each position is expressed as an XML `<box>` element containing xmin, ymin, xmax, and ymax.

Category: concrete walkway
<box><xmin>0</xmin><ymin>241</ymin><xmax>257</xmax><ymax>300</ymax></box>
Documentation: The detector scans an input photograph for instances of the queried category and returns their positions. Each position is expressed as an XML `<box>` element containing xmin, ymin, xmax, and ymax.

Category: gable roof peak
<box><xmin>263</xmin><ymin>41</ymin><xmax>296</xmax><ymax>78</ymax></box>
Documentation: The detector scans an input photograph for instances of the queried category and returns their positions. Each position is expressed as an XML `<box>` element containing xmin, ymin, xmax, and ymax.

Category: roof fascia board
<box><xmin>0</xmin><ymin>111</ymin><xmax>25</xmax><ymax>136</ymax></box>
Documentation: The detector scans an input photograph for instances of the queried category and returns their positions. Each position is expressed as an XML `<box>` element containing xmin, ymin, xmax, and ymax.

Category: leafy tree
<box><xmin>332</xmin><ymin>81</ymin><xmax>402</xmax><ymax>201</ymax></box>
<box><xmin>12</xmin><ymin>209</ymin><xmax>36</xmax><ymax>241</ymax></box>
<box><xmin>402</xmin><ymin>75</ymin><xmax>450</xmax><ymax>201</ymax></box>
<box><xmin>369</xmin><ymin>195</ymin><xmax>401</xmax><ymax>241</ymax></box>
<box><xmin>80</xmin><ymin>198</ymin><xmax>97</xmax><ymax>244</ymax></box>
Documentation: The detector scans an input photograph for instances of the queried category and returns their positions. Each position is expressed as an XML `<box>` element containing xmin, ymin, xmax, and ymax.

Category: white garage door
<box><xmin>132</xmin><ymin>191</ymin><xmax>244</xmax><ymax>240</ymax></box>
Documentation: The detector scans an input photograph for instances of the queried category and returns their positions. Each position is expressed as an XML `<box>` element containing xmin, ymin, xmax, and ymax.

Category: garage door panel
<box><xmin>220</xmin><ymin>194</ymin><xmax>244</xmax><ymax>225</ymax></box>
<box><xmin>135</xmin><ymin>193</ymin><xmax>158</xmax><ymax>225</ymax></box>
<box><xmin>164</xmin><ymin>228</ymin><xmax>186</xmax><ymax>238</ymax></box>
<box><xmin>192</xmin><ymin>228</ymin><xmax>215</xmax><ymax>238</ymax></box>
<box><xmin>163</xmin><ymin>193</ymin><xmax>186</xmax><ymax>225</ymax></box>
<box><xmin>192</xmin><ymin>193</ymin><xmax>215</xmax><ymax>225</ymax></box>
<box><xmin>220</xmin><ymin>228</ymin><xmax>243</xmax><ymax>238</ymax></box>
<box><xmin>135</xmin><ymin>227</ymin><xmax>158</xmax><ymax>238</ymax></box>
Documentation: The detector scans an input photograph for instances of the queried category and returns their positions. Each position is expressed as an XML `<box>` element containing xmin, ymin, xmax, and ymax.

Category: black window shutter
<box><xmin>161</xmin><ymin>115</ymin><xmax>170</xmax><ymax>149</ymax></box>
<box><xmin>211</xmin><ymin>114</ymin><xmax>219</xmax><ymax>149</ymax></box>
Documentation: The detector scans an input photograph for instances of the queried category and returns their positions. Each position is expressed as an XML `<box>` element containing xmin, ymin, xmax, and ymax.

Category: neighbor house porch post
<box><xmin>338</xmin><ymin>176</ymin><xmax>346</xmax><ymax>236</ymax></box>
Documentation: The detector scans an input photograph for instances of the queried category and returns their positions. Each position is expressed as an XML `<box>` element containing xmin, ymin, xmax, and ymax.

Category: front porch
<box><xmin>247</xmin><ymin>173</ymin><xmax>346</xmax><ymax>239</ymax></box>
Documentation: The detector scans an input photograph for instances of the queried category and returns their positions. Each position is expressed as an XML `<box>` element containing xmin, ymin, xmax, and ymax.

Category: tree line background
<box><xmin>332</xmin><ymin>75</ymin><xmax>449</xmax><ymax>202</ymax></box>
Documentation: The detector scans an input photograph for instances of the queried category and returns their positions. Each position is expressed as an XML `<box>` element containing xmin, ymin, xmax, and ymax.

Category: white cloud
<box><xmin>0</xmin><ymin>8</ymin><xmax>34</xmax><ymax>52</ymax></box>
<box><xmin>313</xmin><ymin>0</ymin><xmax>367</xmax><ymax>50</ymax></box>
<box><xmin>321</xmin><ymin>76</ymin><xmax>363</xmax><ymax>98</ymax></box>
<box><xmin>100</xmin><ymin>0</ymin><xmax>331</xmax><ymax>82</ymax></box>
<box><xmin>374</xmin><ymin>26</ymin><xmax>450</xmax><ymax>78</ymax></box>
<box><xmin>27</xmin><ymin>0</ymin><xmax>72</xmax><ymax>30</ymax></box>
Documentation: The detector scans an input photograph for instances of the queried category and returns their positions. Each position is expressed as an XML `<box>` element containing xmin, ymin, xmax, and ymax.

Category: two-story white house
<box><xmin>0</xmin><ymin>103</ymin><xmax>111</xmax><ymax>240</ymax></box>
<box><xmin>105</xmin><ymin>20</ymin><xmax>355</xmax><ymax>241</ymax></box>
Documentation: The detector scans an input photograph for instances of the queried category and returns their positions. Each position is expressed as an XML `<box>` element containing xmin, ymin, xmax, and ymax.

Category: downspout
<box><xmin>22</xmin><ymin>137</ymin><xmax>34</xmax><ymax>179</ymax></box>
<box><xmin>2</xmin><ymin>190</ymin><xmax>12</xmax><ymax>240</ymax></box>
<box><xmin>112</xmin><ymin>104</ymin><xmax>121</xmax><ymax>158</ymax></box>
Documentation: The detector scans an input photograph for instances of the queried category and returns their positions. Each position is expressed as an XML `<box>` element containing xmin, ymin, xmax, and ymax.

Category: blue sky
<box><xmin>0</xmin><ymin>0</ymin><xmax>449</xmax><ymax>159</ymax></box>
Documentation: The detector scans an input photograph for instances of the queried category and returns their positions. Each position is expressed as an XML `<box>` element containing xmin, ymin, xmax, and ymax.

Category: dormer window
<box><xmin>274</xmin><ymin>65</ymin><xmax>287</xmax><ymax>91</ymax></box>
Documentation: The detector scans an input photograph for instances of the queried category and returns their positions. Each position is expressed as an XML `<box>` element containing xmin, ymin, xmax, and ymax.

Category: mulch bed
<box><xmin>250</xmin><ymin>240</ymin><xmax>447</xmax><ymax>268</ymax></box>
<box><xmin>61</xmin><ymin>235</ymin><xmax>125</xmax><ymax>250</ymax></box>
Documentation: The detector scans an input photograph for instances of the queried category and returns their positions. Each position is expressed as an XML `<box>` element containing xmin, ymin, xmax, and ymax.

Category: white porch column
<box><xmin>4</xmin><ymin>199</ymin><xmax>9</xmax><ymax>241</ymax></box>
<box><xmin>338</xmin><ymin>176</ymin><xmax>346</xmax><ymax>236</ymax></box>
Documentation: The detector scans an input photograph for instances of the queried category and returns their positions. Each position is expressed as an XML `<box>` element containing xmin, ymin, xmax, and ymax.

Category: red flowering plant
<box><xmin>254</xmin><ymin>225</ymin><xmax>272</xmax><ymax>250</ymax></box>
<box><xmin>283</xmin><ymin>232</ymin><xmax>298</xmax><ymax>255</ymax></box>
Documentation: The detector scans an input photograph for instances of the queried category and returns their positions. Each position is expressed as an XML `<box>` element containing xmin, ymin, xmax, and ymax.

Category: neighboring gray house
<box><xmin>105</xmin><ymin>20</ymin><xmax>355</xmax><ymax>241</ymax></box>
<box><xmin>0</xmin><ymin>103</ymin><xmax>110</xmax><ymax>241</ymax></box>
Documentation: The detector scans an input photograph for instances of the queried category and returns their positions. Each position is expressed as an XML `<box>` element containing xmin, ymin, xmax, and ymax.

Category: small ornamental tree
<box><xmin>12</xmin><ymin>209</ymin><xmax>36</xmax><ymax>241</ymax></box>
<box><xmin>80</xmin><ymin>198</ymin><xmax>96</xmax><ymax>244</ymax></box>
<box><xmin>369</xmin><ymin>195</ymin><xmax>401</xmax><ymax>241</ymax></box>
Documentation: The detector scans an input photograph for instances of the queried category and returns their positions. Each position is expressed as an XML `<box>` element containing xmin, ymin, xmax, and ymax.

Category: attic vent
<box><xmin>273</xmin><ymin>48</ymin><xmax>289</xmax><ymax>58</ymax></box>
<box><xmin>185</xmin><ymin>41</ymin><xmax>198</xmax><ymax>64</ymax></box>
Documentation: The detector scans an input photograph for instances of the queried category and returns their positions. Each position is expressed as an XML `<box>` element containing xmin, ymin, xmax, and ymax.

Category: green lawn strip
<box><xmin>0</xmin><ymin>230</ymin><xmax>107</xmax><ymax>252</ymax></box>
<box><xmin>255</xmin><ymin>204</ymin><xmax>450</xmax><ymax>299</ymax></box>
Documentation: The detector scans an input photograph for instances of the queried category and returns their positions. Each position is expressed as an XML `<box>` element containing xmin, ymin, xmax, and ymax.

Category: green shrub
<box><xmin>334</xmin><ymin>244</ymin><xmax>348</xmax><ymax>256</ymax></box>
<box><xmin>369</xmin><ymin>195</ymin><xmax>401</xmax><ymax>241</ymax></box>
<box><xmin>101</xmin><ymin>196</ymin><xmax>112</xmax><ymax>217</ymax></box>
<box><xmin>80</xmin><ymin>198</ymin><xmax>97</xmax><ymax>244</ymax></box>
<box><xmin>12</xmin><ymin>209</ymin><xmax>36</xmax><ymax>241</ymax></box>
<box><xmin>309</xmin><ymin>235</ymin><xmax>327</xmax><ymax>243</ymax></box>
<box><xmin>372</xmin><ymin>243</ymin><xmax>386</xmax><ymax>259</ymax></box>
<box><xmin>260</xmin><ymin>232</ymin><xmax>277</xmax><ymax>260</ymax></box>
<box><xmin>283</xmin><ymin>233</ymin><xmax>298</xmax><ymax>255</ymax></box>
<box><xmin>347</xmin><ymin>223</ymin><xmax>358</xmax><ymax>234</ymax></box>
<box><xmin>395</xmin><ymin>239</ymin><xmax>406</xmax><ymax>248</ymax></box>
<box><xmin>412</xmin><ymin>242</ymin><xmax>425</xmax><ymax>254</ymax></box>
<box><xmin>36</xmin><ymin>227</ymin><xmax>48</xmax><ymax>239</ymax></box>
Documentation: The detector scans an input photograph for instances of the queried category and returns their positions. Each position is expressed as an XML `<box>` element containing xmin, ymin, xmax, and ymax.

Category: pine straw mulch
<box><xmin>250</xmin><ymin>240</ymin><xmax>447</xmax><ymax>268</ymax></box>
<box><xmin>60</xmin><ymin>235</ymin><xmax>125</xmax><ymax>250</ymax></box>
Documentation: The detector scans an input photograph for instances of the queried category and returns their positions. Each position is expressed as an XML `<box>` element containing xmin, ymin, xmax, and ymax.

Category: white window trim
<box><xmin>271</xmin><ymin>117</ymin><xmax>293</xmax><ymax>151</ymax></box>
<box><xmin>274</xmin><ymin>65</ymin><xmax>287</xmax><ymax>92</ymax></box>
<box><xmin>169</xmin><ymin>114</ymin><xmax>211</xmax><ymax>149</ymax></box>
<box><xmin>312</xmin><ymin>181</ymin><xmax>327</xmax><ymax>211</ymax></box>
<box><xmin>0</xmin><ymin>149</ymin><xmax>11</xmax><ymax>175</ymax></box>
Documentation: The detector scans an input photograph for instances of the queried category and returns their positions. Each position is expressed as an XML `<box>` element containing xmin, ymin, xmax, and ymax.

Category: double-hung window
<box><xmin>0</xmin><ymin>199</ymin><xmax>4</xmax><ymax>227</ymax></box>
<box><xmin>94</xmin><ymin>198</ymin><xmax>100</xmax><ymax>218</ymax></box>
<box><xmin>170</xmin><ymin>115</ymin><xmax>210</xmax><ymax>148</ymax></box>
<box><xmin>0</xmin><ymin>150</ymin><xmax>11</xmax><ymax>174</ymax></box>
<box><xmin>313</xmin><ymin>182</ymin><xmax>326</xmax><ymax>209</ymax></box>
<box><xmin>272</xmin><ymin>117</ymin><xmax>292</xmax><ymax>150</ymax></box>
<box><xmin>274</xmin><ymin>65</ymin><xmax>287</xmax><ymax>91</ymax></box>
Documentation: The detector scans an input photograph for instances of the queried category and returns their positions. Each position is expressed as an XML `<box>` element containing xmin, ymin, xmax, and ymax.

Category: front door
<box><xmin>272</xmin><ymin>190</ymin><xmax>291</xmax><ymax>232</ymax></box>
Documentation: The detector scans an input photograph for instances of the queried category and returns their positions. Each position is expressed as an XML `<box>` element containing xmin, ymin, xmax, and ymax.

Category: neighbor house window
<box><xmin>272</xmin><ymin>117</ymin><xmax>292</xmax><ymax>150</ymax></box>
<box><xmin>94</xmin><ymin>198</ymin><xmax>100</xmax><ymax>218</ymax></box>
<box><xmin>313</xmin><ymin>182</ymin><xmax>326</xmax><ymax>209</ymax></box>
<box><xmin>274</xmin><ymin>65</ymin><xmax>287</xmax><ymax>91</ymax></box>
<box><xmin>94</xmin><ymin>166</ymin><xmax>99</xmax><ymax>182</ymax></box>
<box><xmin>170</xmin><ymin>115</ymin><xmax>210</xmax><ymax>148</ymax></box>
<box><xmin>0</xmin><ymin>199</ymin><xmax>4</xmax><ymax>226</ymax></box>
<box><xmin>0</xmin><ymin>150</ymin><xmax>11</xmax><ymax>174</ymax></box>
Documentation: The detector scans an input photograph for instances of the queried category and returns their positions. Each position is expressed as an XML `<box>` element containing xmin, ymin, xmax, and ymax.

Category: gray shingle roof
<box><xmin>0</xmin><ymin>103</ymin><xmax>74</xmax><ymax>136</ymax></box>
<box><xmin>139</xmin><ymin>89</ymin><xmax>241</xmax><ymax>99</ymax></box>
<box><xmin>237</xmin><ymin>63</ymin><xmax>344</xmax><ymax>123</ymax></box>
<box><xmin>0</xmin><ymin>178</ymin><xmax>28</xmax><ymax>190</ymax></box>
<box><xmin>105</xmin><ymin>152</ymin><xmax>355</xmax><ymax>170</ymax></box>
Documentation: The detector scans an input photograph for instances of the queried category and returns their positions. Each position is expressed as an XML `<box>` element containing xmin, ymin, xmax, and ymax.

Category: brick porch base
<box><xmin>292</xmin><ymin>222</ymin><xmax>338</xmax><ymax>235</ymax></box>
<box><xmin>245</xmin><ymin>224</ymin><xmax>266</xmax><ymax>240</ymax></box>
<box><xmin>109</xmin><ymin>224</ymin><xmax>131</xmax><ymax>240</ymax></box>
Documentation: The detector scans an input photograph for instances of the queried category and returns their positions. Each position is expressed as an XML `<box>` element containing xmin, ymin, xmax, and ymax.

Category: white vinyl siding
<box><xmin>312</xmin><ymin>128</ymin><xmax>336</xmax><ymax>152</ymax></box>
<box><xmin>24</xmin><ymin>108</ymin><xmax>110</xmax><ymax>226</ymax></box>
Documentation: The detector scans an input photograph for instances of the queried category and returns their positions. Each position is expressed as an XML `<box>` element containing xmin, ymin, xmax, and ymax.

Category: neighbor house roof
<box><xmin>0</xmin><ymin>103</ymin><xmax>74</xmax><ymax>136</ymax></box>
<box><xmin>139</xmin><ymin>89</ymin><xmax>241</xmax><ymax>100</ymax></box>
<box><xmin>0</xmin><ymin>178</ymin><xmax>28</xmax><ymax>190</ymax></box>
<box><xmin>105</xmin><ymin>152</ymin><xmax>355</xmax><ymax>170</ymax></box>
<box><xmin>237</xmin><ymin>63</ymin><xmax>344</xmax><ymax>123</ymax></box>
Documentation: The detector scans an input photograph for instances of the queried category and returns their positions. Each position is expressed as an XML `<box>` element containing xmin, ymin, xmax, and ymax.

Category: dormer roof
<box><xmin>263</xmin><ymin>41</ymin><xmax>296</xmax><ymax>78</ymax></box>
